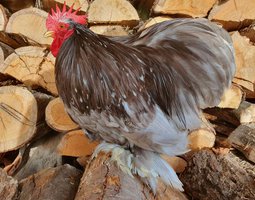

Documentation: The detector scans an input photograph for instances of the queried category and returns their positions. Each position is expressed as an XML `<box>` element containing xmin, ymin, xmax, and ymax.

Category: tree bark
<box><xmin>18</xmin><ymin>164</ymin><xmax>82</xmax><ymax>200</ymax></box>
<box><xmin>180</xmin><ymin>149</ymin><xmax>255</xmax><ymax>200</ymax></box>
<box><xmin>228</xmin><ymin>123</ymin><xmax>255</xmax><ymax>163</ymax></box>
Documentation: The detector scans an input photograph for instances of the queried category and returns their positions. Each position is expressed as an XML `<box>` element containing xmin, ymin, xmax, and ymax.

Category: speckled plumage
<box><xmin>55</xmin><ymin>18</ymin><xmax>235</xmax><ymax>192</ymax></box>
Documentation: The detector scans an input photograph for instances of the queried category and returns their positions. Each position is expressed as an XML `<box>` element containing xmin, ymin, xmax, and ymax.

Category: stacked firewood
<box><xmin>0</xmin><ymin>0</ymin><xmax>254</xmax><ymax>199</ymax></box>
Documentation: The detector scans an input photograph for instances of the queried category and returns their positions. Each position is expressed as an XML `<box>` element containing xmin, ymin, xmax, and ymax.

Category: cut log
<box><xmin>88</xmin><ymin>0</ymin><xmax>140</xmax><ymax>27</ymax></box>
<box><xmin>231</xmin><ymin>32</ymin><xmax>255</xmax><ymax>94</ymax></box>
<box><xmin>130</xmin><ymin>0</ymin><xmax>156</xmax><ymax>20</ymax></box>
<box><xmin>240</xmin><ymin>23</ymin><xmax>255</xmax><ymax>43</ymax></box>
<box><xmin>208</xmin><ymin>0</ymin><xmax>255</xmax><ymax>31</ymax></box>
<box><xmin>153</xmin><ymin>0</ymin><xmax>217</xmax><ymax>18</ymax></box>
<box><xmin>0</xmin><ymin>31</ymin><xmax>38</xmax><ymax>49</ymax></box>
<box><xmin>57</xmin><ymin>130</ymin><xmax>99</xmax><ymax>157</ymax></box>
<box><xmin>45</xmin><ymin>97</ymin><xmax>79</xmax><ymax>132</ymax></box>
<box><xmin>0</xmin><ymin>86</ymin><xmax>37</xmax><ymax>152</ymax></box>
<box><xmin>0</xmin><ymin>46</ymin><xmax>57</xmax><ymax>95</ymax></box>
<box><xmin>188</xmin><ymin>128</ymin><xmax>216</xmax><ymax>150</ymax></box>
<box><xmin>139</xmin><ymin>16</ymin><xmax>172</xmax><ymax>31</ymax></box>
<box><xmin>0</xmin><ymin>168</ymin><xmax>18</xmax><ymax>200</ymax></box>
<box><xmin>75</xmin><ymin>153</ymin><xmax>188</xmax><ymax>200</ymax></box>
<box><xmin>0</xmin><ymin>4</ymin><xmax>8</xmax><ymax>31</ymax></box>
<box><xmin>0</xmin><ymin>0</ymin><xmax>35</xmax><ymax>13</ymax></box>
<box><xmin>6</xmin><ymin>8</ymin><xmax>52</xmax><ymax>45</ymax></box>
<box><xmin>18</xmin><ymin>164</ymin><xmax>82</xmax><ymax>200</ymax></box>
<box><xmin>90</xmin><ymin>25</ymin><xmax>129</xmax><ymax>36</ymax></box>
<box><xmin>0</xmin><ymin>45</ymin><xmax>3</xmax><ymax>63</ymax></box>
<box><xmin>217</xmin><ymin>84</ymin><xmax>243</xmax><ymax>109</ymax></box>
<box><xmin>179</xmin><ymin>149</ymin><xmax>255</xmax><ymax>200</ymax></box>
<box><xmin>161</xmin><ymin>155</ymin><xmax>187</xmax><ymax>173</ymax></box>
<box><xmin>41</xmin><ymin>0</ymin><xmax>89</xmax><ymax>13</ymax></box>
<box><xmin>0</xmin><ymin>42</ymin><xmax>14</xmax><ymax>61</ymax></box>
<box><xmin>14</xmin><ymin>132</ymin><xmax>63</xmax><ymax>180</ymax></box>
<box><xmin>228</xmin><ymin>123</ymin><xmax>255</xmax><ymax>163</ymax></box>
<box><xmin>0</xmin><ymin>86</ymin><xmax>52</xmax><ymax>153</ymax></box>
<box><xmin>232</xmin><ymin>101</ymin><xmax>255</xmax><ymax>124</ymax></box>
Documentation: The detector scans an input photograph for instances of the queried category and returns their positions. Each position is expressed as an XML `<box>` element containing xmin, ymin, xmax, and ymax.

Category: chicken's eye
<box><xmin>59</xmin><ymin>24</ymin><xmax>65</xmax><ymax>29</ymax></box>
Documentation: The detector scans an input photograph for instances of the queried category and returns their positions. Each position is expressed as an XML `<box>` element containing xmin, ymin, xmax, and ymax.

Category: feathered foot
<box><xmin>92</xmin><ymin>142</ymin><xmax>184</xmax><ymax>194</ymax></box>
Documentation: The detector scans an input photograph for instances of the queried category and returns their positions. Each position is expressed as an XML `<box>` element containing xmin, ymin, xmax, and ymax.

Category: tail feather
<box><xmin>133</xmin><ymin>148</ymin><xmax>184</xmax><ymax>193</ymax></box>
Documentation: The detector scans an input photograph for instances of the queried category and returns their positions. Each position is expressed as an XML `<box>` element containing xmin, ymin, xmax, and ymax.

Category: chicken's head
<box><xmin>45</xmin><ymin>3</ymin><xmax>87</xmax><ymax>57</ymax></box>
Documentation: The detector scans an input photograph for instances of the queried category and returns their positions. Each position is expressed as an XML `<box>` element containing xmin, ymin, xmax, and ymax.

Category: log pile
<box><xmin>0</xmin><ymin>0</ymin><xmax>254</xmax><ymax>200</ymax></box>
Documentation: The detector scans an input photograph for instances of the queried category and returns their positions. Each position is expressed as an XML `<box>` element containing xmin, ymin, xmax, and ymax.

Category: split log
<box><xmin>0</xmin><ymin>4</ymin><xmax>8</xmax><ymax>31</ymax></box>
<box><xmin>205</xmin><ymin>101</ymin><xmax>255</xmax><ymax>136</ymax></box>
<box><xmin>88</xmin><ymin>0</ymin><xmax>140</xmax><ymax>27</ymax></box>
<box><xmin>0</xmin><ymin>31</ymin><xmax>38</xmax><ymax>49</ymax></box>
<box><xmin>41</xmin><ymin>0</ymin><xmax>89</xmax><ymax>13</ymax></box>
<box><xmin>0</xmin><ymin>169</ymin><xmax>18</xmax><ymax>200</ymax></box>
<box><xmin>6</xmin><ymin>8</ymin><xmax>52</xmax><ymax>45</ymax></box>
<box><xmin>0</xmin><ymin>46</ymin><xmax>57</xmax><ymax>95</ymax></box>
<box><xmin>45</xmin><ymin>97</ymin><xmax>78</xmax><ymax>132</ymax></box>
<box><xmin>153</xmin><ymin>0</ymin><xmax>217</xmax><ymax>18</ymax></box>
<box><xmin>139</xmin><ymin>16</ymin><xmax>172</xmax><ymax>31</ymax></box>
<box><xmin>228</xmin><ymin>123</ymin><xmax>255</xmax><ymax>163</ymax></box>
<box><xmin>130</xmin><ymin>0</ymin><xmax>155</xmax><ymax>20</ymax></box>
<box><xmin>18</xmin><ymin>164</ymin><xmax>82</xmax><ymax>200</ymax></box>
<box><xmin>0</xmin><ymin>0</ymin><xmax>35</xmax><ymax>13</ymax></box>
<box><xmin>240</xmin><ymin>23</ymin><xmax>255</xmax><ymax>43</ymax></box>
<box><xmin>14</xmin><ymin>132</ymin><xmax>63</xmax><ymax>180</ymax></box>
<box><xmin>208</xmin><ymin>0</ymin><xmax>255</xmax><ymax>31</ymax></box>
<box><xmin>75</xmin><ymin>153</ymin><xmax>188</xmax><ymax>200</ymax></box>
<box><xmin>57</xmin><ymin>130</ymin><xmax>99</xmax><ymax>157</ymax></box>
<box><xmin>231</xmin><ymin>32</ymin><xmax>255</xmax><ymax>96</ymax></box>
<box><xmin>90</xmin><ymin>25</ymin><xmax>129</xmax><ymax>36</ymax></box>
<box><xmin>217</xmin><ymin>84</ymin><xmax>243</xmax><ymax>109</ymax></box>
<box><xmin>232</xmin><ymin>101</ymin><xmax>255</xmax><ymax>124</ymax></box>
<box><xmin>0</xmin><ymin>86</ymin><xmax>52</xmax><ymax>153</ymax></box>
<box><xmin>179</xmin><ymin>149</ymin><xmax>255</xmax><ymax>200</ymax></box>
<box><xmin>0</xmin><ymin>42</ymin><xmax>14</xmax><ymax>61</ymax></box>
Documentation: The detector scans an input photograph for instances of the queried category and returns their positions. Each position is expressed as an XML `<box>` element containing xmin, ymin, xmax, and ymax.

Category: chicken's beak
<box><xmin>44</xmin><ymin>31</ymin><xmax>54</xmax><ymax>38</ymax></box>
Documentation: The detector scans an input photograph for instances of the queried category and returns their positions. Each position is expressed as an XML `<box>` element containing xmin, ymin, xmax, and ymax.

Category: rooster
<box><xmin>45</xmin><ymin>4</ymin><xmax>235</xmax><ymax>193</ymax></box>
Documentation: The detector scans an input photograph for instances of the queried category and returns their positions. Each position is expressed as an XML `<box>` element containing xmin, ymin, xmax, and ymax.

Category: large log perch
<box><xmin>75</xmin><ymin>153</ymin><xmax>188</xmax><ymax>200</ymax></box>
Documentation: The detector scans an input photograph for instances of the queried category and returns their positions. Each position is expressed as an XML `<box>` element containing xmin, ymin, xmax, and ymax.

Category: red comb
<box><xmin>46</xmin><ymin>2</ymin><xmax>87</xmax><ymax>30</ymax></box>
